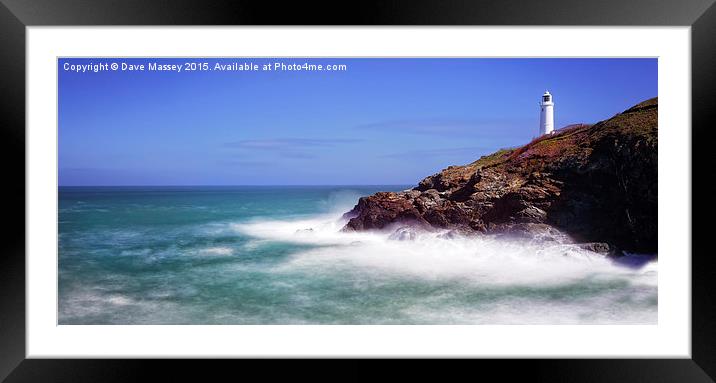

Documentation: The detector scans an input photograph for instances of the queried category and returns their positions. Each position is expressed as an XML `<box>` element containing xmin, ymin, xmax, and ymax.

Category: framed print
<box><xmin>1</xmin><ymin>0</ymin><xmax>715</xmax><ymax>381</ymax></box>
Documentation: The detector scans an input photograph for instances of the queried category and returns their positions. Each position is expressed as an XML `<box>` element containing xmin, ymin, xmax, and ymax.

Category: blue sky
<box><xmin>59</xmin><ymin>58</ymin><xmax>657</xmax><ymax>186</ymax></box>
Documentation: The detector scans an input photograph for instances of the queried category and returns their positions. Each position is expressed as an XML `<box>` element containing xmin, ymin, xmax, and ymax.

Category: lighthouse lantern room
<box><xmin>539</xmin><ymin>91</ymin><xmax>554</xmax><ymax>136</ymax></box>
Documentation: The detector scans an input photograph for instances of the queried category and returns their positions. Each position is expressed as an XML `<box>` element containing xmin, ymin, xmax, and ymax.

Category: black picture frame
<box><xmin>1</xmin><ymin>0</ymin><xmax>714</xmax><ymax>381</ymax></box>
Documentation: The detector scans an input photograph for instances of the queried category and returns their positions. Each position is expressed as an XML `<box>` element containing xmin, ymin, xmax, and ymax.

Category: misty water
<box><xmin>58</xmin><ymin>186</ymin><xmax>657</xmax><ymax>324</ymax></box>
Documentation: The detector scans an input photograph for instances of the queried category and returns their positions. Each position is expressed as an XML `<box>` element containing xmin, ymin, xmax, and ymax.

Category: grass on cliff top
<box><xmin>477</xmin><ymin>124</ymin><xmax>593</xmax><ymax>168</ymax></box>
<box><xmin>468</xmin><ymin>148</ymin><xmax>514</xmax><ymax>169</ymax></box>
<box><xmin>592</xmin><ymin>102</ymin><xmax>658</xmax><ymax>144</ymax></box>
<box><xmin>458</xmin><ymin>127</ymin><xmax>586</xmax><ymax>173</ymax></box>
<box><xmin>624</xmin><ymin>97</ymin><xmax>658</xmax><ymax>113</ymax></box>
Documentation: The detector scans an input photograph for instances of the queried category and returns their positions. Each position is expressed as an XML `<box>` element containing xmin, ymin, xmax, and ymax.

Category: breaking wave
<box><xmin>232</xmin><ymin>212</ymin><xmax>657</xmax><ymax>287</ymax></box>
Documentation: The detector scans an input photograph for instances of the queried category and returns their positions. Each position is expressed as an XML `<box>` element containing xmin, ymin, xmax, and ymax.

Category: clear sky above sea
<box><xmin>58</xmin><ymin>58</ymin><xmax>657</xmax><ymax>186</ymax></box>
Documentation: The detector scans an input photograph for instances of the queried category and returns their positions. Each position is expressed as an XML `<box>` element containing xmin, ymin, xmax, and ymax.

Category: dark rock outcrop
<box><xmin>343</xmin><ymin>98</ymin><xmax>658</xmax><ymax>253</ymax></box>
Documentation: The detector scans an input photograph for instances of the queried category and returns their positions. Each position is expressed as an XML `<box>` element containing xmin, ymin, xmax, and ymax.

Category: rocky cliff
<box><xmin>343</xmin><ymin>98</ymin><xmax>658</xmax><ymax>254</ymax></box>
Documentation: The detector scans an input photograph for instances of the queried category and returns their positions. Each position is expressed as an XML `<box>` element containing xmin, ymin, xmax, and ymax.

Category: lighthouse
<box><xmin>539</xmin><ymin>91</ymin><xmax>554</xmax><ymax>136</ymax></box>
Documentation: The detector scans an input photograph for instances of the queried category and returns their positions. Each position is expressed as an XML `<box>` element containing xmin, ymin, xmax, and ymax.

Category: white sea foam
<box><xmin>232</xmin><ymin>212</ymin><xmax>657</xmax><ymax>288</ymax></box>
<box><xmin>59</xmin><ymin>288</ymin><xmax>192</xmax><ymax>324</ymax></box>
<box><xmin>398</xmin><ymin>292</ymin><xmax>657</xmax><ymax>324</ymax></box>
<box><xmin>199</xmin><ymin>246</ymin><xmax>234</xmax><ymax>256</ymax></box>
<box><xmin>232</xmin><ymin>214</ymin><xmax>378</xmax><ymax>246</ymax></box>
<box><xmin>107</xmin><ymin>294</ymin><xmax>133</xmax><ymax>305</ymax></box>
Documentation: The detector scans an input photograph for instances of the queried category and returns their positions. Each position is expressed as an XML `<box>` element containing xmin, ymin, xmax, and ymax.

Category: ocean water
<box><xmin>58</xmin><ymin>186</ymin><xmax>657</xmax><ymax>325</ymax></box>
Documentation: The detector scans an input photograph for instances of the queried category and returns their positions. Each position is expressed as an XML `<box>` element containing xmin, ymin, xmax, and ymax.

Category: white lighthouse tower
<box><xmin>539</xmin><ymin>91</ymin><xmax>554</xmax><ymax>136</ymax></box>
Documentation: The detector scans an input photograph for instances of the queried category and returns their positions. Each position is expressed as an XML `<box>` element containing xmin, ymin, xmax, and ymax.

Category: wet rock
<box><xmin>388</xmin><ymin>226</ymin><xmax>418</xmax><ymax>241</ymax></box>
<box><xmin>436</xmin><ymin>228</ymin><xmax>473</xmax><ymax>239</ymax></box>
<box><xmin>576</xmin><ymin>242</ymin><xmax>613</xmax><ymax>255</ymax></box>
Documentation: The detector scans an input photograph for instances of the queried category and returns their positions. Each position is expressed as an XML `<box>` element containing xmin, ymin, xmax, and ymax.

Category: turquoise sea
<box><xmin>58</xmin><ymin>186</ymin><xmax>657</xmax><ymax>324</ymax></box>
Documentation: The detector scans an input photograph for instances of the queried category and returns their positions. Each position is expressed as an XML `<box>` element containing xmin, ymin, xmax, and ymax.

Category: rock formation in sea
<box><xmin>343</xmin><ymin>97</ymin><xmax>658</xmax><ymax>254</ymax></box>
